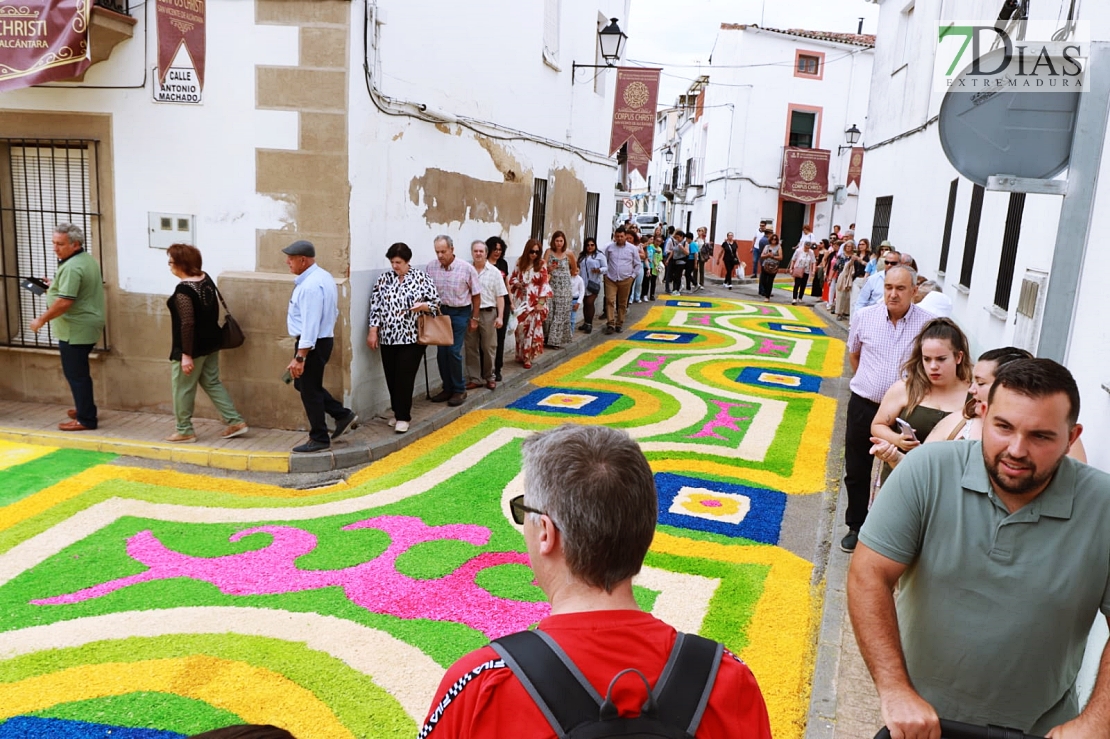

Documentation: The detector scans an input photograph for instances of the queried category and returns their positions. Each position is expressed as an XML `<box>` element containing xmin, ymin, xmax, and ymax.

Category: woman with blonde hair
<box><xmin>873</xmin><ymin>346</ymin><xmax>1088</xmax><ymax>466</ymax></box>
<box><xmin>510</xmin><ymin>239</ymin><xmax>553</xmax><ymax>369</ymax></box>
<box><xmin>869</xmin><ymin>318</ymin><xmax>972</xmax><ymax>479</ymax></box>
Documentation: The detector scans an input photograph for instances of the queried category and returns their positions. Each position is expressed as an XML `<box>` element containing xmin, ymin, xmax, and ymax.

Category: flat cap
<box><xmin>282</xmin><ymin>240</ymin><xmax>315</xmax><ymax>257</ymax></box>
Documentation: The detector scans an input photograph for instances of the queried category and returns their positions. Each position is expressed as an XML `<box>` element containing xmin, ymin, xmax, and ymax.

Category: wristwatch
<box><xmin>294</xmin><ymin>356</ymin><xmax>305</xmax><ymax>363</ymax></box>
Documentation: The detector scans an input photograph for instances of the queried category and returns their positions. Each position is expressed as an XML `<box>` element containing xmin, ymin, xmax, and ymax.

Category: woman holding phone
<box><xmin>869</xmin><ymin>318</ymin><xmax>972</xmax><ymax>480</ymax></box>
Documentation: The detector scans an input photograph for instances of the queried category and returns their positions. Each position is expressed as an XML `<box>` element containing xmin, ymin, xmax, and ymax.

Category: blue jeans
<box><xmin>437</xmin><ymin>305</ymin><xmax>470</xmax><ymax>394</ymax></box>
<box><xmin>58</xmin><ymin>340</ymin><xmax>97</xmax><ymax>428</ymax></box>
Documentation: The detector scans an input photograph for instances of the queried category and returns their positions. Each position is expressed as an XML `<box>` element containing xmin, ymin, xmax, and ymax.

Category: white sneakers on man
<box><xmin>395</xmin><ymin>420</ymin><xmax>410</xmax><ymax>433</ymax></box>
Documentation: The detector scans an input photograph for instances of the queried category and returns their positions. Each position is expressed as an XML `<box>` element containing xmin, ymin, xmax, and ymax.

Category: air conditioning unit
<box><xmin>1012</xmin><ymin>269</ymin><xmax>1048</xmax><ymax>353</ymax></box>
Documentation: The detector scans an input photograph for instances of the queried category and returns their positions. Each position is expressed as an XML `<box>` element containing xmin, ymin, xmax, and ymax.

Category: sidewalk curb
<box><xmin>0</xmin><ymin>301</ymin><xmax>653</xmax><ymax>475</ymax></box>
<box><xmin>805</xmin><ymin>304</ymin><xmax>854</xmax><ymax>739</ymax></box>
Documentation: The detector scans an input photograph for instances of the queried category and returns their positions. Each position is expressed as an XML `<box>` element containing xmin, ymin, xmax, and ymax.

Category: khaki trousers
<box><xmin>604</xmin><ymin>277</ymin><xmax>634</xmax><ymax>329</ymax></box>
<box><xmin>465</xmin><ymin>308</ymin><xmax>497</xmax><ymax>383</ymax></box>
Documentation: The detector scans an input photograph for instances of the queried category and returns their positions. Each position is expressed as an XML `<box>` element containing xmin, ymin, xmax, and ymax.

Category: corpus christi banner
<box><xmin>610</xmin><ymin>67</ymin><xmax>661</xmax><ymax>179</ymax></box>
<box><xmin>0</xmin><ymin>0</ymin><xmax>92</xmax><ymax>92</ymax></box>
<box><xmin>780</xmin><ymin>147</ymin><xmax>831</xmax><ymax>204</ymax></box>
<box><xmin>156</xmin><ymin>0</ymin><xmax>205</xmax><ymax>89</ymax></box>
<box><xmin>847</xmin><ymin>147</ymin><xmax>864</xmax><ymax>188</ymax></box>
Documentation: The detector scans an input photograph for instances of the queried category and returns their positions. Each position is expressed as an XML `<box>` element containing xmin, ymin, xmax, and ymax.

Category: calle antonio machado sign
<box><xmin>0</xmin><ymin>0</ymin><xmax>92</xmax><ymax>92</ymax></box>
<box><xmin>780</xmin><ymin>148</ymin><xmax>831</xmax><ymax>204</ymax></box>
<box><xmin>610</xmin><ymin>67</ymin><xmax>661</xmax><ymax>179</ymax></box>
<box><xmin>154</xmin><ymin>0</ymin><xmax>205</xmax><ymax>104</ymax></box>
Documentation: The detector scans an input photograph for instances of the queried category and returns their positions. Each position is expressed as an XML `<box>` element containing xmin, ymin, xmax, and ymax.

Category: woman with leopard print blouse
<box><xmin>367</xmin><ymin>242</ymin><xmax>441</xmax><ymax>433</ymax></box>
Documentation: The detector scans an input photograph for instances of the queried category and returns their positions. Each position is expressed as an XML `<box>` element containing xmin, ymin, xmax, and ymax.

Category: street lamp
<box><xmin>838</xmin><ymin>124</ymin><xmax>862</xmax><ymax>155</ymax></box>
<box><xmin>664</xmin><ymin>148</ymin><xmax>674</xmax><ymax>163</ymax></box>
<box><xmin>572</xmin><ymin>18</ymin><xmax>628</xmax><ymax>82</ymax></box>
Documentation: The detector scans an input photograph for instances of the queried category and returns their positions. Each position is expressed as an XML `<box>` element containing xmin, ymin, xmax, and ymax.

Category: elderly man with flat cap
<box><xmin>283</xmin><ymin>240</ymin><xmax>357</xmax><ymax>453</ymax></box>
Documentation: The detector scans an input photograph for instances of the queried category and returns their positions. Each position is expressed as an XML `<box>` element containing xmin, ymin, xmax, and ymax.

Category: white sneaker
<box><xmin>395</xmin><ymin>420</ymin><xmax>409</xmax><ymax>433</ymax></box>
<box><xmin>387</xmin><ymin>417</ymin><xmax>396</xmax><ymax>427</ymax></box>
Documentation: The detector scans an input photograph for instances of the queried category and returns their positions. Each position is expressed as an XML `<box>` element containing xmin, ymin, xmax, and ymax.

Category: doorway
<box><xmin>780</xmin><ymin>200</ymin><xmax>807</xmax><ymax>265</ymax></box>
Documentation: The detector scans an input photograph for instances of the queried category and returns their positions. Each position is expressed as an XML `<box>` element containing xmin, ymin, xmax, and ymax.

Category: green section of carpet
<box><xmin>643</xmin><ymin>551</ymin><xmax>769</xmax><ymax>655</ymax></box>
<box><xmin>0</xmin><ymin>450</ymin><xmax>116</xmax><ymax>507</ymax></box>
<box><xmin>29</xmin><ymin>692</ymin><xmax>240</xmax><ymax>735</ymax></box>
<box><xmin>0</xmin><ymin>633</ymin><xmax>415</xmax><ymax>738</ymax></box>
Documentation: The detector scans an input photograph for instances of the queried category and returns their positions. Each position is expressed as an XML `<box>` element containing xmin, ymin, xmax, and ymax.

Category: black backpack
<box><xmin>491</xmin><ymin>629</ymin><xmax>723</xmax><ymax>738</ymax></box>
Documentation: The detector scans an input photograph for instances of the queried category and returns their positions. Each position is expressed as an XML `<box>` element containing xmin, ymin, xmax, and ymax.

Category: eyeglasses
<box><xmin>530</xmin><ymin>250</ymin><xmax>541</xmax><ymax>255</ymax></box>
<box><xmin>509</xmin><ymin>494</ymin><xmax>553</xmax><ymax>526</ymax></box>
<box><xmin>885</xmin><ymin>260</ymin><xmax>898</xmax><ymax>266</ymax></box>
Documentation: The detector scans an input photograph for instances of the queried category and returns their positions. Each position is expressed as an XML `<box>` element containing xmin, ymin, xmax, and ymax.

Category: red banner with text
<box><xmin>610</xmin><ymin>67</ymin><xmax>661</xmax><ymax>179</ymax></box>
<box><xmin>157</xmin><ymin>0</ymin><xmax>205</xmax><ymax>89</ymax></box>
<box><xmin>847</xmin><ymin>147</ymin><xmax>864</xmax><ymax>188</ymax></box>
<box><xmin>781</xmin><ymin>148</ymin><xmax>831</xmax><ymax>204</ymax></box>
<box><xmin>0</xmin><ymin>0</ymin><xmax>92</xmax><ymax>92</ymax></box>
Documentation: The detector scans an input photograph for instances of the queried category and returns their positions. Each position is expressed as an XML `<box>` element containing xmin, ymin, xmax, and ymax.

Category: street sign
<box><xmin>154</xmin><ymin>66</ymin><xmax>202</xmax><ymax>104</ymax></box>
<box><xmin>939</xmin><ymin>49</ymin><xmax>1079</xmax><ymax>186</ymax></box>
<box><xmin>623</xmin><ymin>198</ymin><xmax>634</xmax><ymax>209</ymax></box>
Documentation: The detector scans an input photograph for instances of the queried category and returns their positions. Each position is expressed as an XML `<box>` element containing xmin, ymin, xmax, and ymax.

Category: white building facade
<box><xmin>853</xmin><ymin>0</ymin><xmax>1109</xmax><ymax>702</ymax></box>
<box><xmin>0</xmin><ymin>0</ymin><xmax>629</xmax><ymax>430</ymax></box>
<box><xmin>648</xmin><ymin>25</ymin><xmax>874</xmax><ymax>275</ymax></box>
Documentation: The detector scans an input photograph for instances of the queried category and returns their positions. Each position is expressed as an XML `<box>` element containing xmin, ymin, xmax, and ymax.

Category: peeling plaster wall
<box><xmin>346</xmin><ymin>0</ymin><xmax>625</xmax><ymax>418</ymax></box>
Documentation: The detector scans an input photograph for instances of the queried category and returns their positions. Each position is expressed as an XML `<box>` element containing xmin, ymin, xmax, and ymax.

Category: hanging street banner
<box><xmin>610</xmin><ymin>67</ymin><xmax>661</xmax><ymax>179</ymax></box>
<box><xmin>0</xmin><ymin>0</ymin><xmax>92</xmax><ymax>92</ymax></box>
<box><xmin>847</xmin><ymin>147</ymin><xmax>864</xmax><ymax>188</ymax></box>
<box><xmin>781</xmin><ymin>147</ymin><xmax>831</xmax><ymax>204</ymax></box>
<box><xmin>155</xmin><ymin>0</ymin><xmax>205</xmax><ymax>103</ymax></box>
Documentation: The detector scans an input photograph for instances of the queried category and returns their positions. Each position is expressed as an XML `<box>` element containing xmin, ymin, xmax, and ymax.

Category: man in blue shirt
<box><xmin>284</xmin><ymin>240</ymin><xmax>357</xmax><ymax>453</ymax></box>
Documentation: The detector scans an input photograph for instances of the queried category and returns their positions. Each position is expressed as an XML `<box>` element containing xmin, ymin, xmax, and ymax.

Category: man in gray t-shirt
<box><xmin>848</xmin><ymin>359</ymin><xmax>1110</xmax><ymax>738</ymax></box>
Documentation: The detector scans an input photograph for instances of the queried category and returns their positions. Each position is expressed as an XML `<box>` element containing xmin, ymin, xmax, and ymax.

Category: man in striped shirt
<box><xmin>841</xmin><ymin>265</ymin><xmax>933</xmax><ymax>553</ymax></box>
<box><xmin>427</xmin><ymin>235</ymin><xmax>482</xmax><ymax>407</ymax></box>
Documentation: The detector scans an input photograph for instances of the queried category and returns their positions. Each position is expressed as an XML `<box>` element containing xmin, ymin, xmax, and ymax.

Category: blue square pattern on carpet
<box><xmin>626</xmin><ymin>330</ymin><xmax>697</xmax><ymax>344</ymax></box>
<box><xmin>0</xmin><ymin>717</ymin><xmax>185</xmax><ymax>739</ymax></box>
<box><xmin>736</xmin><ymin>366</ymin><xmax>822</xmax><ymax>394</ymax></box>
<box><xmin>508</xmin><ymin>387</ymin><xmax>623</xmax><ymax>417</ymax></box>
<box><xmin>655</xmin><ymin>473</ymin><xmax>787</xmax><ymax>544</ymax></box>
<box><xmin>664</xmin><ymin>300</ymin><xmax>712</xmax><ymax>308</ymax></box>
<box><xmin>765</xmin><ymin>322</ymin><xmax>826</xmax><ymax>336</ymax></box>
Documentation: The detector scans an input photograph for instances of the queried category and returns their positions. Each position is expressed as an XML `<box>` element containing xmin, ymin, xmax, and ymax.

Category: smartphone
<box><xmin>895</xmin><ymin>417</ymin><xmax>917</xmax><ymax>439</ymax></box>
<box><xmin>281</xmin><ymin>369</ymin><xmax>293</xmax><ymax>384</ymax></box>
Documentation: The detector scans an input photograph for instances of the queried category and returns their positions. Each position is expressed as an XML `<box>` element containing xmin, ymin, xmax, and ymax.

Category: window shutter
<box><xmin>543</xmin><ymin>0</ymin><xmax>560</xmax><ymax>65</ymax></box>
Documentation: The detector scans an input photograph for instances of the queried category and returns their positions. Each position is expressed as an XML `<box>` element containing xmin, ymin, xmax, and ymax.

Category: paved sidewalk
<box><xmin>0</xmin><ymin>301</ymin><xmax>651</xmax><ymax>474</ymax></box>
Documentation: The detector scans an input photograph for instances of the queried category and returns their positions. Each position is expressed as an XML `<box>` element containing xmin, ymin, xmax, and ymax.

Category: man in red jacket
<box><xmin>419</xmin><ymin>424</ymin><xmax>772</xmax><ymax>738</ymax></box>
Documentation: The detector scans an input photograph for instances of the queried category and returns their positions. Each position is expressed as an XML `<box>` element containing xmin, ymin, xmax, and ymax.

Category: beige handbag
<box><xmin>417</xmin><ymin>312</ymin><xmax>454</xmax><ymax>346</ymax></box>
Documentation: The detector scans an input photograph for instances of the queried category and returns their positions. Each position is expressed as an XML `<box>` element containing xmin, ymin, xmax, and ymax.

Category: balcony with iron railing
<box><xmin>71</xmin><ymin>0</ymin><xmax>138</xmax><ymax>81</ymax></box>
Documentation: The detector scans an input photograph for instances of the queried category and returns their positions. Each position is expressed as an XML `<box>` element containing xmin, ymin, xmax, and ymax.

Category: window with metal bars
<box><xmin>993</xmin><ymin>192</ymin><xmax>1026</xmax><ymax>311</ymax></box>
<box><xmin>584</xmin><ymin>192</ymin><xmax>600</xmax><ymax>241</ymax></box>
<box><xmin>960</xmin><ymin>184</ymin><xmax>985</xmax><ymax>288</ymax></box>
<box><xmin>0</xmin><ymin>139</ymin><xmax>104</xmax><ymax>350</ymax></box>
<box><xmin>938</xmin><ymin>179</ymin><xmax>958</xmax><ymax>273</ymax></box>
<box><xmin>530</xmin><ymin>178</ymin><xmax>548</xmax><ymax>242</ymax></box>
<box><xmin>871</xmin><ymin>196</ymin><xmax>893</xmax><ymax>248</ymax></box>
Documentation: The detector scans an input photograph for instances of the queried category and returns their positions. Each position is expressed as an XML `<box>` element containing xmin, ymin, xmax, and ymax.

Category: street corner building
<box><xmin>0</xmin><ymin>0</ymin><xmax>628</xmax><ymax>431</ymax></box>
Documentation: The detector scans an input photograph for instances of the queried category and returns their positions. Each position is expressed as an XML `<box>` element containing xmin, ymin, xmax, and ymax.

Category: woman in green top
<box><xmin>869</xmin><ymin>318</ymin><xmax>972</xmax><ymax>482</ymax></box>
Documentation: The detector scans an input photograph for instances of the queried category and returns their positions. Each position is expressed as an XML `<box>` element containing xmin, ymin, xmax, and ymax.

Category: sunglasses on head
<box><xmin>509</xmin><ymin>494</ymin><xmax>554</xmax><ymax>526</ymax></box>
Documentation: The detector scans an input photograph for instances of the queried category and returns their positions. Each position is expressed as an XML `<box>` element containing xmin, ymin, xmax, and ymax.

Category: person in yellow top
<box><xmin>29</xmin><ymin>223</ymin><xmax>106</xmax><ymax>431</ymax></box>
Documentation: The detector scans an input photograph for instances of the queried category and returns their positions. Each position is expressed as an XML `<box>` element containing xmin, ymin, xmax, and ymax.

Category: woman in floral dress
<box><xmin>542</xmin><ymin>230</ymin><xmax>576</xmax><ymax>348</ymax></box>
<box><xmin>509</xmin><ymin>238</ymin><xmax>553</xmax><ymax>369</ymax></box>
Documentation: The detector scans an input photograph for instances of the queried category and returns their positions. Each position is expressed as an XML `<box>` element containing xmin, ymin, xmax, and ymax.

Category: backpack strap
<box><xmin>491</xmin><ymin>630</ymin><xmax>603</xmax><ymax>738</ymax></box>
<box><xmin>652</xmin><ymin>633</ymin><xmax>724</xmax><ymax>735</ymax></box>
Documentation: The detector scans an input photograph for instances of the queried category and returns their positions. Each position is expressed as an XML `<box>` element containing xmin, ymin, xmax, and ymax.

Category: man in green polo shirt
<box><xmin>848</xmin><ymin>359</ymin><xmax>1110</xmax><ymax>738</ymax></box>
<box><xmin>29</xmin><ymin>223</ymin><xmax>106</xmax><ymax>431</ymax></box>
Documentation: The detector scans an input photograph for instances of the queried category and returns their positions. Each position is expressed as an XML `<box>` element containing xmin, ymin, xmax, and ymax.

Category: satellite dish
<box><xmin>939</xmin><ymin>48</ymin><xmax>1079</xmax><ymax>186</ymax></box>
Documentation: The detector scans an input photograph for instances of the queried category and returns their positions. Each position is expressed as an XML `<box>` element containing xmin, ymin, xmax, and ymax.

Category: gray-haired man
<box><xmin>29</xmin><ymin>224</ymin><xmax>105</xmax><ymax>431</ymax></box>
<box><xmin>420</xmin><ymin>425</ymin><xmax>773</xmax><ymax>737</ymax></box>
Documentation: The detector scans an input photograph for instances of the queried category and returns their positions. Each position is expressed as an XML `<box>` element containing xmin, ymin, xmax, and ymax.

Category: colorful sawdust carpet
<box><xmin>0</xmin><ymin>298</ymin><xmax>843</xmax><ymax>739</ymax></box>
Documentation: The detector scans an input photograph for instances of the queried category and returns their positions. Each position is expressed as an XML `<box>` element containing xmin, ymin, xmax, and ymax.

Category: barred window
<box><xmin>0</xmin><ymin>139</ymin><xmax>104</xmax><ymax>349</ymax></box>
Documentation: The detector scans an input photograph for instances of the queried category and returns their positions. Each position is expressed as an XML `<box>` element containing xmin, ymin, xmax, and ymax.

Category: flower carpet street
<box><xmin>0</xmin><ymin>296</ymin><xmax>845</xmax><ymax>739</ymax></box>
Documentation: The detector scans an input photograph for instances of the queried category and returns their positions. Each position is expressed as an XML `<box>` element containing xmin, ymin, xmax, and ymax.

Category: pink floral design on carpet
<box><xmin>630</xmin><ymin>355</ymin><xmax>670</xmax><ymax>379</ymax></box>
<box><xmin>688</xmin><ymin>400</ymin><xmax>754</xmax><ymax>440</ymax></box>
<box><xmin>32</xmin><ymin>515</ymin><xmax>548</xmax><ymax>639</ymax></box>
<box><xmin>757</xmin><ymin>338</ymin><xmax>790</xmax><ymax>356</ymax></box>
